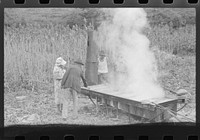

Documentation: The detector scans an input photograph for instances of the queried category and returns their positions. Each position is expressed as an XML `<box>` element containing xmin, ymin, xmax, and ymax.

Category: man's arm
<box><xmin>61</xmin><ymin>68</ymin><xmax>69</xmax><ymax>87</ymax></box>
<box><xmin>80</xmin><ymin>73</ymin><xmax>88</xmax><ymax>87</ymax></box>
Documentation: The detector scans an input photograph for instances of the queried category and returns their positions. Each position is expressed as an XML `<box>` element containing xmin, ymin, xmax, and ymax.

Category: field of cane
<box><xmin>4</xmin><ymin>23</ymin><xmax>88</xmax><ymax>91</ymax></box>
<box><xmin>4</xmin><ymin>8</ymin><xmax>196</xmax><ymax>125</ymax></box>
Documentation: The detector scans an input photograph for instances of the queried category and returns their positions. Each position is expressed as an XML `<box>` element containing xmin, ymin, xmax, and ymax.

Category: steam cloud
<box><xmin>94</xmin><ymin>8</ymin><xmax>165</xmax><ymax>100</ymax></box>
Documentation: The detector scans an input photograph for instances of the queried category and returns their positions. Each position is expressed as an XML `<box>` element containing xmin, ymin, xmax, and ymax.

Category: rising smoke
<box><xmin>94</xmin><ymin>8</ymin><xmax>165</xmax><ymax>100</ymax></box>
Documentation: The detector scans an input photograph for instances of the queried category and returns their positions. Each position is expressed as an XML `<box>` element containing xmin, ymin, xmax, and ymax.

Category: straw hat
<box><xmin>56</xmin><ymin>57</ymin><xmax>66</xmax><ymax>66</ymax></box>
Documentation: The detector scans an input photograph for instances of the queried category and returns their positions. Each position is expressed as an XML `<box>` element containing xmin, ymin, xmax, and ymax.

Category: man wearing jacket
<box><xmin>61</xmin><ymin>59</ymin><xmax>88</xmax><ymax>119</ymax></box>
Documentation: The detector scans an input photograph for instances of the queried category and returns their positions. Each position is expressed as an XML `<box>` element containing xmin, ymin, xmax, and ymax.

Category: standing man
<box><xmin>61</xmin><ymin>59</ymin><xmax>88</xmax><ymax>120</ymax></box>
<box><xmin>98</xmin><ymin>50</ymin><xmax>108</xmax><ymax>84</ymax></box>
<box><xmin>53</xmin><ymin>57</ymin><xmax>67</xmax><ymax>114</ymax></box>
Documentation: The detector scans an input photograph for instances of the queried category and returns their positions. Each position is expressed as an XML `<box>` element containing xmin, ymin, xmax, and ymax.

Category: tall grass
<box><xmin>144</xmin><ymin>24</ymin><xmax>196</xmax><ymax>55</ymax></box>
<box><xmin>145</xmin><ymin>24</ymin><xmax>196</xmax><ymax>94</ymax></box>
<box><xmin>4</xmin><ymin>23</ymin><xmax>88</xmax><ymax>92</ymax></box>
<box><xmin>152</xmin><ymin>48</ymin><xmax>196</xmax><ymax>95</ymax></box>
<box><xmin>4</xmin><ymin>22</ymin><xmax>196</xmax><ymax>92</ymax></box>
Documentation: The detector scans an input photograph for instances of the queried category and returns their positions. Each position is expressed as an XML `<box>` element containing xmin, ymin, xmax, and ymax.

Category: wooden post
<box><xmin>116</xmin><ymin>101</ymin><xmax>119</xmax><ymax>119</ymax></box>
<box><xmin>95</xmin><ymin>96</ymin><xmax>99</xmax><ymax>114</ymax></box>
<box><xmin>128</xmin><ymin>104</ymin><xmax>131</xmax><ymax>123</ymax></box>
<box><xmin>105</xmin><ymin>99</ymin><xmax>108</xmax><ymax>116</ymax></box>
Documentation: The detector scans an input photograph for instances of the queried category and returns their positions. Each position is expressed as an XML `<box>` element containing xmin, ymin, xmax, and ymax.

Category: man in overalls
<box><xmin>61</xmin><ymin>59</ymin><xmax>88</xmax><ymax>120</ymax></box>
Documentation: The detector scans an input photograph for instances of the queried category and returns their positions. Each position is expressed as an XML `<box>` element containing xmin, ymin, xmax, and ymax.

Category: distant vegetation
<box><xmin>4</xmin><ymin>8</ymin><xmax>196</xmax><ymax>93</ymax></box>
<box><xmin>145</xmin><ymin>24</ymin><xmax>195</xmax><ymax>55</ymax></box>
<box><xmin>145</xmin><ymin>8</ymin><xmax>195</xmax><ymax>27</ymax></box>
<box><xmin>5</xmin><ymin>8</ymin><xmax>195</xmax><ymax>29</ymax></box>
<box><xmin>4</xmin><ymin>8</ymin><xmax>196</xmax><ymax>56</ymax></box>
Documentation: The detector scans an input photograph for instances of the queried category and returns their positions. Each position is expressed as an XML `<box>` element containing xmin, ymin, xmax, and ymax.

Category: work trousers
<box><xmin>60</xmin><ymin>88</ymin><xmax>78</xmax><ymax>119</ymax></box>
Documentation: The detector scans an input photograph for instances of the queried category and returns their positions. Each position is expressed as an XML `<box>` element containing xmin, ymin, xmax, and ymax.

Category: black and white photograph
<box><xmin>4</xmin><ymin>8</ymin><xmax>196</xmax><ymax>126</ymax></box>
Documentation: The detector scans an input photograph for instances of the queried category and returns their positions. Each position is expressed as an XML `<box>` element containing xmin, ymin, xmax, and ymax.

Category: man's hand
<box><xmin>84</xmin><ymin>83</ymin><xmax>88</xmax><ymax>88</ymax></box>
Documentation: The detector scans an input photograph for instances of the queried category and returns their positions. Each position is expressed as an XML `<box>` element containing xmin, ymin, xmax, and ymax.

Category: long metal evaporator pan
<box><xmin>82</xmin><ymin>84</ymin><xmax>179</xmax><ymax>104</ymax></box>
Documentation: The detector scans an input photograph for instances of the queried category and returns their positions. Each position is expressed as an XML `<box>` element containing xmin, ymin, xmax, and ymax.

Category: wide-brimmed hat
<box><xmin>56</xmin><ymin>57</ymin><xmax>66</xmax><ymax>66</ymax></box>
<box><xmin>99</xmin><ymin>50</ymin><xmax>106</xmax><ymax>56</ymax></box>
<box><xmin>74</xmin><ymin>59</ymin><xmax>84</xmax><ymax>65</ymax></box>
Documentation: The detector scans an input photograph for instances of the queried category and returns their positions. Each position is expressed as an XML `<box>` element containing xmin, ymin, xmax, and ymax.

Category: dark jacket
<box><xmin>61</xmin><ymin>64</ymin><xmax>87</xmax><ymax>93</ymax></box>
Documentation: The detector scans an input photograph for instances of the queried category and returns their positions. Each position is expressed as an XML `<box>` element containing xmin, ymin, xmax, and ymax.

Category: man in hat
<box><xmin>98</xmin><ymin>50</ymin><xmax>108</xmax><ymax>84</ymax></box>
<box><xmin>53</xmin><ymin>57</ymin><xmax>67</xmax><ymax>114</ymax></box>
<box><xmin>61</xmin><ymin>58</ymin><xmax>88</xmax><ymax>119</ymax></box>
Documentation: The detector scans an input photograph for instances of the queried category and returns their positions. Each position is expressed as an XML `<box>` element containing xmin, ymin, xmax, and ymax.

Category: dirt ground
<box><xmin>4</xmin><ymin>88</ymin><xmax>195</xmax><ymax>126</ymax></box>
<box><xmin>4</xmin><ymin>89</ymin><xmax>139</xmax><ymax>126</ymax></box>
